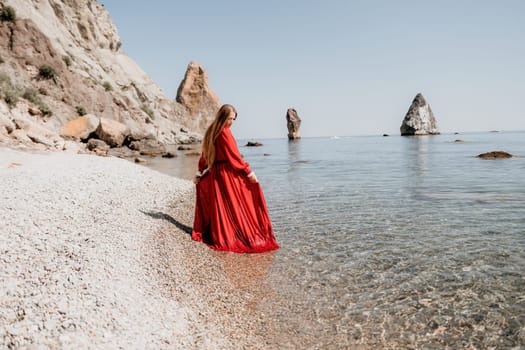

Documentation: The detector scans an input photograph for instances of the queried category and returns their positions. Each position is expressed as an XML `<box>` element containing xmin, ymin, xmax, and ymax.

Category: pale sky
<box><xmin>101</xmin><ymin>0</ymin><xmax>525</xmax><ymax>139</ymax></box>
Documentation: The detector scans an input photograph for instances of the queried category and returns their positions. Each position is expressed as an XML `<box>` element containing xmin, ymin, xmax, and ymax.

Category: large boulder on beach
<box><xmin>129</xmin><ymin>139</ymin><xmax>166</xmax><ymax>156</ymax></box>
<box><xmin>87</xmin><ymin>138</ymin><xmax>110</xmax><ymax>155</ymax></box>
<box><xmin>400</xmin><ymin>93</ymin><xmax>439</xmax><ymax>136</ymax></box>
<box><xmin>95</xmin><ymin>118</ymin><xmax>129</xmax><ymax>147</ymax></box>
<box><xmin>176</xmin><ymin>61</ymin><xmax>220</xmax><ymax>133</ymax></box>
<box><xmin>286</xmin><ymin>108</ymin><xmax>301</xmax><ymax>140</ymax></box>
<box><xmin>26</xmin><ymin>132</ymin><xmax>55</xmax><ymax>147</ymax></box>
<box><xmin>61</xmin><ymin>114</ymin><xmax>99</xmax><ymax>140</ymax></box>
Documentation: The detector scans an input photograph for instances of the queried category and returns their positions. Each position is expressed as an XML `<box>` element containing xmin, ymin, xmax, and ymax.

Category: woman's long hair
<box><xmin>202</xmin><ymin>104</ymin><xmax>237</xmax><ymax>167</ymax></box>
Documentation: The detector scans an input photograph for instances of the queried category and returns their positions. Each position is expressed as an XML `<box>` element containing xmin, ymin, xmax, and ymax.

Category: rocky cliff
<box><xmin>176</xmin><ymin>61</ymin><xmax>220</xmax><ymax>133</ymax></box>
<box><xmin>400</xmin><ymin>93</ymin><xmax>439</xmax><ymax>136</ymax></box>
<box><xmin>0</xmin><ymin>0</ymin><xmax>217</xmax><ymax>153</ymax></box>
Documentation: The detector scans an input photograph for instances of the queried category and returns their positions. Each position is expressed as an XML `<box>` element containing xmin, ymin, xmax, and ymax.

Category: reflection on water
<box><xmin>404</xmin><ymin>135</ymin><xmax>431</xmax><ymax>189</ymax></box>
<box><xmin>287</xmin><ymin>139</ymin><xmax>302</xmax><ymax>169</ymax></box>
<box><xmin>144</xmin><ymin>132</ymin><xmax>525</xmax><ymax>348</ymax></box>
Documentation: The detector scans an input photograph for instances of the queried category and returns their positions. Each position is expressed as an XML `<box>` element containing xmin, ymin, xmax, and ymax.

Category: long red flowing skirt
<box><xmin>192</xmin><ymin>163</ymin><xmax>279</xmax><ymax>253</ymax></box>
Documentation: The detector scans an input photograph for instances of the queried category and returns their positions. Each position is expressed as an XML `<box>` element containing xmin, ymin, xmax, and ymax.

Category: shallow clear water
<box><xmin>149</xmin><ymin>131</ymin><xmax>525</xmax><ymax>348</ymax></box>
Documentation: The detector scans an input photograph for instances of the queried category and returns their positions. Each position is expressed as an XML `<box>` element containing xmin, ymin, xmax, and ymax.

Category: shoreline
<box><xmin>0</xmin><ymin>147</ymin><xmax>273</xmax><ymax>349</ymax></box>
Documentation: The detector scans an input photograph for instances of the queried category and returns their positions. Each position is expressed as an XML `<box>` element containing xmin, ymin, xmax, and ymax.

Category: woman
<box><xmin>192</xmin><ymin>104</ymin><xmax>279</xmax><ymax>253</ymax></box>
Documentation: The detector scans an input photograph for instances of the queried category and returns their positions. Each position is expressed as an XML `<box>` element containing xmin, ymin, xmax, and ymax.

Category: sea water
<box><xmin>151</xmin><ymin>131</ymin><xmax>525</xmax><ymax>348</ymax></box>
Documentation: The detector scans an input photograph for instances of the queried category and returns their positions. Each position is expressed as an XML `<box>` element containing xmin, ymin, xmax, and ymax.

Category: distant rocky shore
<box><xmin>1</xmin><ymin>1</ymin><xmax>219</xmax><ymax>155</ymax></box>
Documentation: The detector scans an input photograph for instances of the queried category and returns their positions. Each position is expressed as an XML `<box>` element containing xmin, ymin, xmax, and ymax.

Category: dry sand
<box><xmin>0</xmin><ymin>148</ymin><xmax>277</xmax><ymax>349</ymax></box>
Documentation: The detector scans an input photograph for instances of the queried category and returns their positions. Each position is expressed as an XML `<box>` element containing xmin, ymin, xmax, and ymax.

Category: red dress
<box><xmin>192</xmin><ymin>127</ymin><xmax>279</xmax><ymax>253</ymax></box>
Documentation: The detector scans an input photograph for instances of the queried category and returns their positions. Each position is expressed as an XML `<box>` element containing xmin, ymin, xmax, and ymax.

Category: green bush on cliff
<box><xmin>0</xmin><ymin>72</ymin><xmax>8</xmax><ymax>84</ymax></box>
<box><xmin>141</xmin><ymin>105</ymin><xmax>154</xmax><ymax>119</ymax></box>
<box><xmin>102</xmin><ymin>81</ymin><xmax>113</xmax><ymax>91</ymax></box>
<box><xmin>76</xmin><ymin>106</ymin><xmax>87</xmax><ymax>116</ymax></box>
<box><xmin>3</xmin><ymin>89</ymin><xmax>19</xmax><ymax>108</ymax></box>
<box><xmin>38</xmin><ymin>65</ymin><xmax>57</xmax><ymax>80</ymax></box>
<box><xmin>0</xmin><ymin>6</ymin><xmax>16</xmax><ymax>22</ymax></box>
<box><xmin>39</xmin><ymin>104</ymin><xmax>52</xmax><ymax>116</ymax></box>
<box><xmin>22</xmin><ymin>87</ymin><xmax>40</xmax><ymax>103</ymax></box>
<box><xmin>22</xmin><ymin>87</ymin><xmax>52</xmax><ymax>116</ymax></box>
<box><xmin>0</xmin><ymin>72</ymin><xmax>19</xmax><ymax>108</ymax></box>
<box><xmin>63</xmin><ymin>55</ymin><xmax>72</xmax><ymax>67</ymax></box>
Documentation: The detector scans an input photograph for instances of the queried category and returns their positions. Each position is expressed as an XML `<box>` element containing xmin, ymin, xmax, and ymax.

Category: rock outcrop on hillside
<box><xmin>176</xmin><ymin>61</ymin><xmax>220</xmax><ymax>132</ymax></box>
<box><xmin>400</xmin><ymin>93</ymin><xmax>439</xmax><ymax>136</ymax></box>
<box><xmin>0</xmin><ymin>0</ymin><xmax>216</xmax><ymax>153</ymax></box>
<box><xmin>286</xmin><ymin>108</ymin><xmax>301</xmax><ymax>140</ymax></box>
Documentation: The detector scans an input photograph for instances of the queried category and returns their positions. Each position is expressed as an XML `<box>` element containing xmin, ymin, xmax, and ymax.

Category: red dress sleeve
<box><xmin>216</xmin><ymin>128</ymin><xmax>252</xmax><ymax>176</ymax></box>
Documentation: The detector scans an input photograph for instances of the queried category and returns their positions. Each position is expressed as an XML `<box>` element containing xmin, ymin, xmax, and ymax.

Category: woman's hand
<box><xmin>193</xmin><ymin>175</ymin><xmax>201</xmax><ymax>185</ymax></box>
<box><xmin>247</xmin><ymin>173</ymin><xmax>258</xmax><ymax>183</ymax></box>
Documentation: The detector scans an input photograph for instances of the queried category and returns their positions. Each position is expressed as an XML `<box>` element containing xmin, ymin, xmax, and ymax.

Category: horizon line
<box><xmin>237</xmin><ymin>129</ymin><xmax>525</xmax><ymax>141</ymax></box>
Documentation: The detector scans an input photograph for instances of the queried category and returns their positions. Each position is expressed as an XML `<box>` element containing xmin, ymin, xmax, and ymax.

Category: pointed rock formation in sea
<box><xmin>286</xmin><ymin>108</ymin><xmax>301</xmax><ymax>140</ymax></box>
<box><xmin>400</xmin><ymin>93</ymin><xmax>439</xmax><ymax>136</ymax></box>
<box><xmin>176</xmin><ymin>61</ymin><xmax>220</xmax><ymax>133</ymax></box>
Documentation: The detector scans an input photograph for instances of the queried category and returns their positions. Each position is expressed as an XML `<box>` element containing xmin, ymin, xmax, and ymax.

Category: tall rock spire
<box><xmin>286</xmin><ymin>108</ymin><xmax>301</xmax><ymax>140</ymax></box>
<box><xmin>176</xmin><ymin>61</ymin><xmax>220</xmax><ymax>133</ymax></box>
<box><xmin>400</xmin><ymin>93</ymin><xmax>439</xmax><ymax>136</ymax></box>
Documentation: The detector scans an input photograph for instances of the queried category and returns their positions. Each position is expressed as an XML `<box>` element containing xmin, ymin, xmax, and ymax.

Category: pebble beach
<box><xmin>0</xmin><ymin>148</ymin><xmax>274</xmax><ymax>349</ymax></box>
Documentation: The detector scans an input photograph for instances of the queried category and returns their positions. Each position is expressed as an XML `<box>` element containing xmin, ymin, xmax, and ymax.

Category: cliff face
<box><xmin>0</xmin><ymin>0</ymin><xmax>216</xmax><ymax>151</ymax></box>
